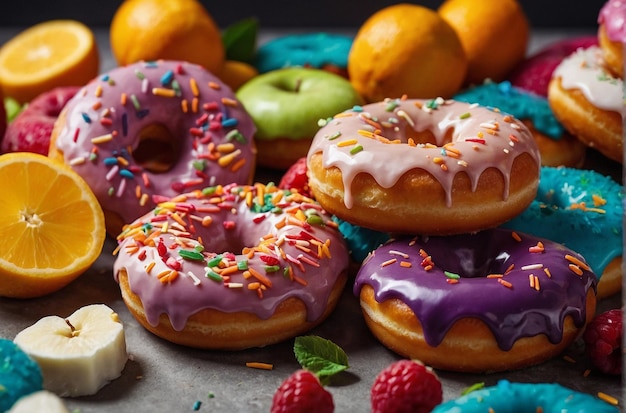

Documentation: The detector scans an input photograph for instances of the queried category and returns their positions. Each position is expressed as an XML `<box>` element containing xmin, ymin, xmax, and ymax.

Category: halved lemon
<box><xmin>0</xmin><ymin>20</ymin><xmax>99</xmax><ymax>104</ymax></box>
<box><xmin>0</xmin><ymin>153</ymin><xmax>106</xmax><ymax>298</ymax></box>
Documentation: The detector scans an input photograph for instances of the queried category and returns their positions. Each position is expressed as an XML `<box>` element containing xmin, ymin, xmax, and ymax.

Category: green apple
<box><xmin>236</xmin><ymin>67</ymin><xmax>363</xmax><ymax>169</ymax></box>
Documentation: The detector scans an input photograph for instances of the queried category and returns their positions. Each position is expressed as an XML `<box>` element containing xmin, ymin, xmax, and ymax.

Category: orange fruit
<box><xmin>0</xmin><ymin>20</ymin><xmax>99</xmax><ymax>105</ymax></box>
<box><xmin>348</xmin><ymin>4</ymin><xmax>467</xmax><ymax>103</ymax></box>
<box><xmin>439</xmin><ymin>0</ymin><xmax>529</xmax><ymax>85</ymax></box>
<box><xmin>0</xmin><ymin>152</ymin><xmax>106</xmax><ymax>298</ymax></box>
<box><xmin>110</xmin><ymin>0</ymin><xmax>225</xmax><ymax>74</ymax></box>
<box><xmin>218</xmin><ymin>60</ymin><xmax>259</xmax><ymax>91</ymax></box>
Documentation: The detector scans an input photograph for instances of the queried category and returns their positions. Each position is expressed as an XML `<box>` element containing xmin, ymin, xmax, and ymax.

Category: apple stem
<box><xmin>295</xmin><ymin>78</ymin><xmax>302</xmax><ymax>93</ymax></box>
<box><xmin>65</xmin><ymin>319</ymin><xmax>79</xmax><ymax>337</ymax></box>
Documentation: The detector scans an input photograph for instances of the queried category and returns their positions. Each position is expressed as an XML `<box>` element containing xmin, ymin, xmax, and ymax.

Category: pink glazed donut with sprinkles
<box><xmin>113</xmin><ymin>182</ymin><xmax>350</xmax><ymax>350</ymax></box>
<box><xmin>307</xmin><ymin>97</ymin><xmax>541</xmax><ymax>235</ymax></box>
<box><xmin>49</xmin><ymin>60</ymin><xmax>257</xmax><ymax>235</ymax></box>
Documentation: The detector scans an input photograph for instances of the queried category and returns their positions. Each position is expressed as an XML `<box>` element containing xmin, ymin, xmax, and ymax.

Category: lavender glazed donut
<box><xmin>49</xmin><ymin>60</ymin><xmax>257</xmax><ymax>235</ymax></box>
<box><xmin>354</xmin><ymin>228</ymin><xmax>597</xmax><ymax>373</ymax></box>
<box><xmin>307</xmin><ymin>97</ymin><xmax>541</xmax><ymax>235</ymax></box>
<box><xmin>113</xmin><ymin>183</ymin><xmax>350</xmax><ymax>350</ymax></box>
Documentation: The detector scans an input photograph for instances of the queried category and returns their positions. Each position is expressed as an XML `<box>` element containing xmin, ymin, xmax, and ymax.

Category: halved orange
<box><xmin>0</xmin><ymin>20</ymin><xmax>99</xmax><ymax>104</ymax></box>
<box><xmin>0</xmin><ymin>153</ymin><xmax>106</xmax><ymax>298</ymax></box>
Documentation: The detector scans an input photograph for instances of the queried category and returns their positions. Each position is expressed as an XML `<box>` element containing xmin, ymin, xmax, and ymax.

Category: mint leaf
<box><xmin>461</xmin><ymin>382</ymin><xmax>485</xmax><ymax>395</ymax></box>
<box><xmin>221</xmin><ymin>17</ymin><xmax>258</xmax><ymax>63</ymax></box>
<box><xmin>294</xmin><ymin>335</ymin><xmax>349</xmax><ymax>384</ymax></box>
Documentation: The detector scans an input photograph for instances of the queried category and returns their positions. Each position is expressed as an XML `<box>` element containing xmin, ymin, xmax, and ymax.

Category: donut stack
<box><xmin>547</xmin><ymin>0</ymin><xmax>624</xmax><ymax>164</ymax></box>
<box><xmin>305</xmin><ymin>96</ymin><xmax>599</xmax><ymax>373</ymax></box>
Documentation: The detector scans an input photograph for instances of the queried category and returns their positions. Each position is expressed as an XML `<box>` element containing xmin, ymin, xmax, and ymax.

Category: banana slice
<box><xmin>7</xmin><ymin>390</ymin><xmax>69</xmax><ymax>413</ymax></box>
<box><xmin>13</xmin><ymin>304</ymin><xmax>128</xmax><ymax>397</ymax></box>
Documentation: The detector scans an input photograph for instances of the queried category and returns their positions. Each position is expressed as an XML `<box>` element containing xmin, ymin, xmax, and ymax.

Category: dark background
<box><xmin>0</xmin><ymin>1</ymin><xmax>607</xmax><ymax>30</ymax></box>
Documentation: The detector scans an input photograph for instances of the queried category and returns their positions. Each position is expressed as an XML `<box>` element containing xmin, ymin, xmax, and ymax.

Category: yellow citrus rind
<box><xmin>0</xmin><ymin>152</ymin><xmax>106</xmax><ymax>298</ymax></box>
<box><xmin>0</xmin><ymin>20</ymin><xmax>99</xmax><ymax>104</ymax></box>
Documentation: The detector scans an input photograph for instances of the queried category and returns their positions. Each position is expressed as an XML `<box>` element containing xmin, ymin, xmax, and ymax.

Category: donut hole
<box><xmin>132</xmin><ymin>124</ymin><xmax>180</xmax><ymax>173</ymax></box>
<box><xmin>197</xmin><ymin>219</ymin><xmax>269</xmax><ymax>258</ymax></box>
<box><xmin>404</xmin><ymin>127</ymin><xmax>454</xmax><ymax>146</ymax></box>
<box><xmin>537</xmin><ymin>188</ymin><xmax>571</xmax><ymax>210</ymax></box>
<box><xmin>428</xmin><ymin>233</ymin><xmax>511</xmax><ymax>278</ymax></box>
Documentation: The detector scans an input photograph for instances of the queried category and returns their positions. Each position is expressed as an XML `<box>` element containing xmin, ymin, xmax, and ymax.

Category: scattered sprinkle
<box><xmin>245</xmin><ymin>362</ymin><xmax>274</xmax><ymax>370</ymax></box>
<box><xmin>597</xmin><ymin>392</ymin><xmax>619</xmax><ymax>406</ymax></box>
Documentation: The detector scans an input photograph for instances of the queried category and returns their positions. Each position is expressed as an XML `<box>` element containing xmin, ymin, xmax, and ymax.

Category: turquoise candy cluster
<box><xmin>454</xmin><ymin>80</ymin><xmax>564</xmax><ymax>139</ymax></box>
<box><xmin>0</xmin><ymin>338</ymin><xmax>43</xmax><ymax>411</ymax></box>
<box><xmin>332</xmin><ymin>217</ymin><xmax>390</xmax><ymax>263</ymax></box>
<box><xmin>503</xmin><ymin>166</ymin><xmax>623</xmax><ymax>277</ymax></box>
<box><xmin>254</xmin><ymin>33</ymin><xmax>353</xmax><ymax>73</ymax></box>
<box><xmin>432</xmin><ymin>380</ymin><xmax>619</xmax><ymax>413</ymax></box>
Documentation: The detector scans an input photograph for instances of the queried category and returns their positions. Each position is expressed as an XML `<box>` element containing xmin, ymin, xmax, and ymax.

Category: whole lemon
<box><xmin>348</xmin><ymin>3</ymin><xmax>467</xmax><ymax>102</ymax></box>
<box><xmin>110</xmin><ymin>0</ymin><xmax>225</xmax><ymax>74</ymax></box>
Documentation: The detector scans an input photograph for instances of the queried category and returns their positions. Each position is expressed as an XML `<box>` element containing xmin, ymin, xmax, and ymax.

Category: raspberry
<box><xmin>270</xmin><ymin>369</ymin><xmax>334</xmax><ymax>413</ymax></box>
<box><xmin>278</xmin><ymin>157</ymin><xmax>312</xmax><ymax>198</ymax></box>
<box><xmin>583</xmin><ymin>308</ymin><xmax>622</xmax><ymax>375</ymax></box>
<box><xmin>2</xmin><ymin>86</ymin><xmax>79</xmax><ymax>155</ymax></box>
<box><xmin>371</xmin><ymin>359</ymin><xmax>442</xmax><ymax>413</ymax></box>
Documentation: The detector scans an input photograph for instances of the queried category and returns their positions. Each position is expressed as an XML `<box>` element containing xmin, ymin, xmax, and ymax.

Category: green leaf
<box><xmin>294</xmin><ymin>335</ymin><xmax>349</xmax><ymax>384</ymax></box>
<box><xmin>4</xmin><ymin>97</ymin><xmax>25</xmax><ymax>122</ymax></box>
<box><xmin>221</xmin><ymin>17</ymin><xmax>259</xmax><ymax>64</ymax></box>
<box><xmin>461</xmin><ymin>382</ymin><xmax>485</xmax><ymax>395</ymax></box>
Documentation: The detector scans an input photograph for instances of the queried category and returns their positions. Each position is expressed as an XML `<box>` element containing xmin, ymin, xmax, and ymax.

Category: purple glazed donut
<box><xmin>354</xmin><ymin>228</ymin><xmax>597</xmax><ymax>373</ymax></box>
